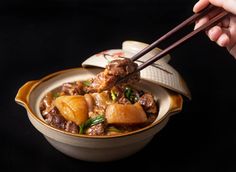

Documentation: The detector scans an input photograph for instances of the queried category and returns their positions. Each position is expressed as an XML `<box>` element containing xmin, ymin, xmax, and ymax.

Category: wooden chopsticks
<box><xmin>131</xmin><ymin>5</ymin><xmax>220</xmax><ymax>62</ymax></box>
<box><xmin>118</xmin><ymin>5</ymin><xmax>229</xmax><ymax>83</ymax></box>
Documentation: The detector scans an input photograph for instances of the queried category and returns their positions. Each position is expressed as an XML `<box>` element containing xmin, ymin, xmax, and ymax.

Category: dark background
<box><xmin>1</xmin><ymin>0</ymin><xmax>236</xmax><ymax>171</ymax></box>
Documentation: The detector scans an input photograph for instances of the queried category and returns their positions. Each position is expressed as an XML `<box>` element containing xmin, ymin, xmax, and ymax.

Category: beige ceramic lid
<box><xmin>82</xmin><ymin>40</ymin><xmax>191</xmax><ymax>99</ymax></box>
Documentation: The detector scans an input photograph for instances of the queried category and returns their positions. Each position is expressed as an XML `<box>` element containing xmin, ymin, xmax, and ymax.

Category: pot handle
<box><xmin>15</xmin><ymin>80</ymin><xmax>39</xmax><ymax>107</ymax></box>
<box><xmin>167</xmin><ymin>91</ymin><xmax>183</xmax><ymax>116</ymax></box>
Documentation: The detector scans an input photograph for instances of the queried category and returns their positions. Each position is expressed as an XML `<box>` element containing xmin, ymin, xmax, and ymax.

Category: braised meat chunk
<box><xmin>40</xmin><ymin>92</ymin><xmax>53</xmax><ymax>113</ymax></box>
<box><xmin>65</xmin><ymin>121</ymin><xmax>79</xmax><ymax>134</ymax></box>
<box><xmin>62</xmin><ymin>82</ymin><xmax>84</xmax><ymax>95</ymax></box>
<box><xmin>44</xmin><ymin>107</ymin><xmax>66</xmax><ymax>130</ymax></box>
<box><xmin>86</xmin><ymin>123</ymin><xmax>106</xmax><ymax>136</ymax></box>
<box><xmin>106</xmin><ymin>59</ymin><xmax>137</xmax><ymax>76</ymax></box>
<box><xmin>87</xmin><ymin>58</ymin><xmax>140</xmax><ymax>93</ymax></box>
<box><xmin>87</xmin><ymin>72</ymin><xmax>117</xmax><ymax>93</ymax></box>
<box><xmin>138</xmin><ymin>93</ymin><xmax>158</xmax><ymax>114</ymax></box>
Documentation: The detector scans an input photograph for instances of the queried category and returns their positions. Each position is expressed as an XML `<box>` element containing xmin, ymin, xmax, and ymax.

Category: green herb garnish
<box><xmin>85</xmin><ymin>115</ymin><xmax>105</xmax><ymax>127</ymax></box>
<box><xmin>124</xmin><ymin>86</ymin><xmax>139</xmax><ymax>103</ymax></box>
<box><xmin>53</xmin><ymin>92</ymin><xmax>60</xmax><ymax>99</ymax></box>
<box><xmin>124</xmin><ymin>87</ymin><xmax>132</xmax><ymax>99</ymax></box>
<box><xmin>111</xmin><ymin>90</ymin><xmax>118</xmax><ymax>101</ymax></box>
<box><xmin>82</xmin><ymin>80</ymin><xmax>91</xmax><ymax>86</ymax></box>
<box><xmin>79</xmin><ymin>123</ymin><xmax>85</xmax><ymax>134</ymax></box>
<box><xmin>79</xmin><ymin>115</ymin><xmax>105</xmax><ymax>134</ymax></box>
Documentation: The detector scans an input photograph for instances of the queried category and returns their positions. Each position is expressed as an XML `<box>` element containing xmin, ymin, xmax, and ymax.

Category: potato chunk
<box><xmin>54</xmin><ymin>96</ymin><xmax>88</xmax><ymax>125</ymax></box>
<box><xmin>105</xmin><ymin>103</ymin><xmax>147</xmax><ymax>125</ymax></box>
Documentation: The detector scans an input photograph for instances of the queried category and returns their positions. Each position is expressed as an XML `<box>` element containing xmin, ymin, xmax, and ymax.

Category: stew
<box><xmin>40</xmin><ymin>59</ymin><xmax>159</xmax><ymax>136</ymax></box>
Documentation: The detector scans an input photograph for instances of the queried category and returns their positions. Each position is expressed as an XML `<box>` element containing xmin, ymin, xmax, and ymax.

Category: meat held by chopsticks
<box><xmin>87</xmin><ymin>58</ymin><xmax>140</xmax><ymax>93</ymax></box>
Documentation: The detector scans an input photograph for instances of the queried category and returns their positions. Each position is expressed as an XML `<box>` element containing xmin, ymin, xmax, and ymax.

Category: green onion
<box><xmin>85</xmin><ymin>115</ymin><xmax>105</xmax><ymax>127</ymax></box>
<box><xmin>79</xmin><ymin>115</ymin><xmax>105</xmax><ymax>134</ymax></box>
<box><xmin>79</xmin><ymin>123</ymin><xmax>85</xmax><ymax>134</ymax></box>
<box><xmin>53</xmin><ymin>92</ymin><xmax>60</xmax><ymax>99</ymax></box>
<box><xmin>111</xmin><ymin>90</ymin><xmax>117</xmax><ymax>101</ymax></box>
<box><xmin>82</xmin><ymin>80</ymin><xmax>91</xmax><ymax>86</ymax></box>
<box><xmin>124</xmin><ymin>87</ymin><xmax>132</xmax><ymax>99</ymax></box>
<box><xmin>124</xmin><ymin>87</ymin><xmax>139</xmax><ymax>103</ymax></box>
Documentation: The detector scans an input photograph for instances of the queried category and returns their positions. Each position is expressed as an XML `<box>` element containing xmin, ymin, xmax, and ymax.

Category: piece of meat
<box><xmin>42</xmin><ymin>106</ymin><xmax>55</xmax><ymax>117</ymax></box>
<box><xmin>106</xmin><ymin>59</ymin><xmax>137</xmax><ymax>76</ymax></box>
<box><xmin>138</xmin><ymin>93</ymin><xmax>158</xmax><ymax>114</ymax></box>
<box><xmin>87</xmin><ymin>58</ymin><xmax>140</xmax><ymax>93</ymax></box>
<box><xmin>40</xmin><ymin>92</ymin><xmax>57</xmax><ymax>117</ymax></box>
<box><xmin>91</xmin><ymin>91</ymin><xmax>112</xmax><ymax>110</ymax></box>
<box><xmin>106</xmin><ymin>59</ymin><xmax>140</xmax><ymax>85</ymax></box>
<box><xmin>44</xmin><ymin>107</ymin><xmax>79</xmax><ymax>133</ymax></box>
<box><xmin>86</xmin><ymin>72</ymin><xmax>117</xmax><ymax>93</ymax></box>
<box><xmin>61</xmin><ymin>82</ymin><xmax>83</xmax><ymax>95</ymax></box>
<box><xmin>118</xmin><ymin>96</ymin><xmax>131</xmax><ymax>104</ymax></box>
<box><xmin>40</xmin><ymin>92</ymin><xmax>53</xmax><ymax>112</ymax></box>
<box><xmin>86</xmin><ymin>123</ymin><xmax>105</xmax><ymax>136</ymax></box>
<box><xmin>65</xmin><ymin>121</ymin><xmax>79</xmax><ymax>133</ymax></box>
<box><xmin>44</xmin><ymin>107</ymin><xmax>66</xmax><ymax>129</ymax></box>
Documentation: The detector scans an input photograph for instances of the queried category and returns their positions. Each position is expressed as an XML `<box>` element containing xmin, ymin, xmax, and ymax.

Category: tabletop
<box><xmin>1</xmin><ymin>0</ymin><xmax>236</xmax><ymax>171</ymax></box>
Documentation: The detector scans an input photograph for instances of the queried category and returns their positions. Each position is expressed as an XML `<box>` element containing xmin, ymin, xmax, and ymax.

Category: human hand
<box><xmin>193</xmin><ymin>0</ymin><xmax>236</xmax><ymax>59</ymax></box>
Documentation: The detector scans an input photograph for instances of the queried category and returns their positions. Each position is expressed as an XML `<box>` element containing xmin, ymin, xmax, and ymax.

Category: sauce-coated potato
<box><xmin>54</xmin><ymin>96</ymin><xmax>88</xmax><ymax>125</ymax></box>
<box><xmin>105</xmin><ymin>103</ymin><xmax>147</xmax><ymax>125</ymax></box>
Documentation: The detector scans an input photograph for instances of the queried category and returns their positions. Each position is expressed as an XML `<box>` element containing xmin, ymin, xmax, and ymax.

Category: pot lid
<box><xmin>82</xmin><ymin>40</ymin><xmax>191</xmax><ymax>99</ymax></box>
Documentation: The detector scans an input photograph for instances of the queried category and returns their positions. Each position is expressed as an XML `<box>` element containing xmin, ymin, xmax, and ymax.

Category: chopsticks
<box><xmin>131</xmin><ymin>5</ymin><xmax>220</xmax><ymax>62</ymax></box>
<box><xmin>118</xmin><ymin>5</ymin><xmax>229</xmax><ymax>83</ymax></box>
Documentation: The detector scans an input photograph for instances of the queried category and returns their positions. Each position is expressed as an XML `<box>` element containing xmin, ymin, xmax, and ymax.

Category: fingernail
<box><xmin>208</xmin><ymin>28</ymin><xmax>215</xmax><ymax>34</ymax></box>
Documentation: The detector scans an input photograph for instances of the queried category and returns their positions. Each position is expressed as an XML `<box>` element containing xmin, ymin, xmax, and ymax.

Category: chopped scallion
<box><xmin>111</xmin><ymin>90</ymin><xmax>117</xmax><ymax>101</ymax></box>
<box><xmin>79</xmin><ymin>115</ymin><xmax>105</xmax><ymax>134</ymax></box>
<box><xmin>82</xmin><ymin>80</ymin><xmax>91</xmax><ymax>86</ymax></box>
<box><xmin>53</xmin><ymin>92</ymin><xmax>60</xmax><ymax>99</ymax></box>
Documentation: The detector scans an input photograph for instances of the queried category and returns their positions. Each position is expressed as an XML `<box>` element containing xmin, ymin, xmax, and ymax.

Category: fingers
<box><xmin>193</xmin><ymin>1</ymin><xmax>236</xmax><ymax>58</ymax></box>
<box><xmin>207</xmin><ymin>26</ymin><xmax>230</xmax><ymax>47</ymax></box>
<box><xmin>207</xmin><ymin>26</ymin><xmax>223</xmax><ymax>41</ymax></box>
<box><xmin>195</xmin><ymin>17</ymin><xmax>209</xmax><ymax>29</ymax></box>
<box><xmin>216</xmin><ymin>33</ymin><xmax>230</xmax><ymax>47</ymax></box>
<box><xmin>193</xmin><ymin>0</ymin><xmax>210</xmax><ymax>13</ymax></box>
